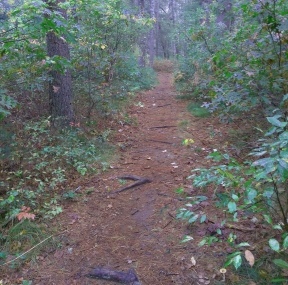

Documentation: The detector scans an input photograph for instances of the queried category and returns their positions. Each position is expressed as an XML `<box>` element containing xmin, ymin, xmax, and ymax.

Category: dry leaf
<box><xmin>191</xmin><ymin>256</ymin><xmax>196</xmax><ymax>266</ymax></box>
<box><xmin>17</xmin><ymin>206</ymin><xmax>35</xmax><ymax>221</ymax></box>
<box><xmin>53</xmin><ymin>86</ymin><xmax>60</xmax><ymax>93</ymax></box>
<box><xmin>245</xmin><ymin>250</ymin><xmax>255</xmax><ymax>267</ymax></box>
<box><xmin>17</xmin><ymin>212</ymin><xmax>36</xmax><ymax>221</ymax></box>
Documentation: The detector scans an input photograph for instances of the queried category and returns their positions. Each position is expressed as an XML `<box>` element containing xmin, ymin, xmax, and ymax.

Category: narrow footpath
<box><xmin>20</xmin><ymin>72</ymin><xmax>229</xmax><ymax>285</ymax></box>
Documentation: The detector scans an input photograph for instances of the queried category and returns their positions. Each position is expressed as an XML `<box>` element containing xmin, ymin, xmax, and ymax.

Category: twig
<box><xmin>157</xmin><ymin>104</ymin><xmax>171</xmax><ymax>108</ymax></box>
<box><xmin>131</xmin><ymin>210</ymin><xmax>139</xmax><ymax>215</ymax></box>
<box><xmin>157</xmin><ymin>192</ymin><xmax>185</xmax><ymax>201</ymax></box>
<box><xmin>2</xmin><ymin>241</ymin><xmax>53</xmax><ymax>266</ymax></box>
<box><xmin>87</xmin><ymin>267</ymin><xmax>141</xmax><ymax>284</ymax></box>
<box><xmin>1</xmin><ymin>230</ymin><xmax>67</xmax><ymax>266</ymax></box>
<box><xmin>207</xmin><ymin>218</ymin><xmax>255</xmax><ymax>232</ymax></box>
<box><xmin>112</xmin><ymin>175</ymin><xmax>152</xmax><ymax>194</ymax></box>
<box><xmin>162</xmin><ymin>220</ymin><xmax>172</xmax><ymax>229</ymax></box>
<box><xmin>150</xmin><ymin>125</ymin><xmax>177</xmax><ymax>129</ymax></box>
<box><xmin>147</xmin><ymin>139</ymin><xmax>173</xmax><ymax>145</ymax></box>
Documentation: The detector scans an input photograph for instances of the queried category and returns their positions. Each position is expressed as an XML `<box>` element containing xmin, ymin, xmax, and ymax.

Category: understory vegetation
<box><xmin>1</xmin><ymin>0</ymin><xmax>288</xmax><ymax>284</ymax></box>
<box><xmin>0</xmin><ymin>0</ymin><xmax>155</xmax><ymax>268</ymax></box>
<box><xmin>175</xmin><ymin>0</ymin><xmax>288</xmax><ymax>284</ymax></box>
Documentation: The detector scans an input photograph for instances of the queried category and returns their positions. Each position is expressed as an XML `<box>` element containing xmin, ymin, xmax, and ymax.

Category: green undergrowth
<box><xmin>0</xmin><ymin>63</ymin><xmax>156</xmax><ymax>268</ymax></box>
<box><xmin>187</xmin><ymin>101</ymin><xmax>211</xmax><ymax>118</ymax></box>
<box><xmin>0</xmin><ymin>118</ymin><xmax>114</xmax><ymax>266</ymax></box>
<box><xmin>177</xmin><ymin>111</ymin><xmax>288</xmax><ymax>284</ymax></box>
<box><xmin>0</xmin><ymin>219</ymin><xmax>54</xmax><ymax>269</ymax></box>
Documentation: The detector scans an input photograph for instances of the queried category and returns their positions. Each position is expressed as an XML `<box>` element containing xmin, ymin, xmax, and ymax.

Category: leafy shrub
<box><xmin>177</xmin><ymin>110</ymin><xmax>288</xmax><ymax>282</ymax></box>
<box><xmin>175</xmin><ymin>0</ymin><xmax>288</xmax><ymax>122</ymax></box>
<box><xmin>187</xmin><ymin>102</ymin><xmax>211</xmax><ymax>118</ymax></box>
<box><xmin>0</xmin><ymin>118</ymin><xmax>111</xmax><ymax>223</ymax></box>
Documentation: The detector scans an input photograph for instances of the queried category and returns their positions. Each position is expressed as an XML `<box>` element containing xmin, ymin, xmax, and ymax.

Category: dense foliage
<box><xmin>176</xmin><ymin>0</ymin><xmax>288</xmax><ymax>121</ymax></box>
<box><xmin>0</xmin><ymin>0</ymin><xmax>156</xmax><ymax>266</ymax></box>
<box><xmin>1</xmin><ymin>0</ymin><xmax>288</xmax><ymax>282</ymax></box>
<box><xmin>175</xmin><ymin>0</ymin><xmax>288</xmax><ymax>282</ymax></box>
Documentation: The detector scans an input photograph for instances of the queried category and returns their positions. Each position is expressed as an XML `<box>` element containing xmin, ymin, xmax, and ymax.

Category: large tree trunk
<box><xmin>46</xmin><ymin>0</ymin><xmax>74</xmax><ymax>128</ymax></box>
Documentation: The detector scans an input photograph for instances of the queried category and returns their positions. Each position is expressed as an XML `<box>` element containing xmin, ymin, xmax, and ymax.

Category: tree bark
<box><xmin>148</xmin><ymin>0</ymin><xmax>156</xmax><ymax>66</ymax></box>
<box><xmin>137</xmin><ymin>0</ymin><xmax>146</xmax><ymax>67</ymax></box>
<box><xmin>46</xmin><ymin>0</ymin><xmax>74</xmax><ymax>128</ymax></box>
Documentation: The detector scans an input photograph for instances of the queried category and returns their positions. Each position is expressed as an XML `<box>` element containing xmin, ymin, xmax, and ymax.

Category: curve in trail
<box><xmin>22</xmin><ymin>72</ymin><xmax>224</xmax><ymax>285</ymax></box>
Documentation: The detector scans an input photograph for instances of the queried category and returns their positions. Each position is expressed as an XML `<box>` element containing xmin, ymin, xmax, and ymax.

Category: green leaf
<box><xmin>273</xmin><ymin>224</ymin><xmax>283</xmax><ymax>230</ymax></box>
<box><xmin>200</xmin><ymin>214</ymin><xmax>207</xmax><ymax>223</ymax></box>
<box><xmin>196</xmin><ymin>195</ymin><xmax>208</xmax><ymax>202</ymax></box>
<box><xmin>253</xmin><ymin>158</ymin><xmax>275</xmax><ymax>173</ymax></box>
<box><xmin>175</xmin><ymin>187</ymin><xmax>184</xmax><ymax>194</ymax></box>
<box><xmin>181</xmin><ymin>235</ymin><xmax>194</xmax><ymax>243</ymax></box>
<box><xmin>283</xmin><ymin>236</ymin><xmax>288</xmax><ymax>249</ymax></box>
<box><xmin>278</xmin><ymin>159</ymin><xmax>288</xmax><ymax>170</ymax></box>
<box><xmin>265</xmin><ymin>127</ymin><xmax>277</xmax><ymax>136</ymax></box>
<box><xmin>269</xmin><ymin>239</ymin><xmax>280</xmax><ymax>252</ymax></box>
<box><xmin>271</xmin><ymin>277</ymin><xmax>288</xmax><ymax>283</ymax></box>
<box><xmin>279</xmin><ymin>132</ymin><xmax>288</xmax><ymax>141</ymax></box>
<box><xmin>263</xmin><ymin>214</ymin><xmax>273</xmax><ymax>224</ymax></box>
<box><xmin>267</xmin><ymin>116</ymin><xmax>287</xmax><ymax>128</ymax></box>
<box><xmin>225</xmin><ymin>252</ymin><xmax>243</xmax><ymax>269</ymax></box>
<box><xmin>228</xmin><ymin>201</ymin><xmax>237</xmax><ymax>213</ymax></box>
<box><xmin>236</xmin><ymin>242</ymin><xmax>250</xmax><ymax>247</ymax></box>
<box><xmin>188</xmin><ymin>214</ymin><xmax>199</xmax><ymax>223</ymax></box>
<box><xmin>0</xmin><ymin>251</ymin><xmax>7</xmax><ymax>259</ymax></box>
<box><xmin>247</xmin><ymin>188</ymin><xmax>257</xmax><ymax>202</ymax></box>
<box><xmin>273</xmin><ymin>259</ymin><xmax>288</xmax><ymax>269</ymax></box>
<box><xmin>231</xmin><ymin>194</ymin><xmax>239</xmax><ymax>201</ymax></box>
<box><xmin>233</xmin><ymin>254</ymin><xmax>242</xmax><ymax>270</ymax></box>
<box><xmin>282</xmin><ymin>94</ymin><xmax>288</xmax><ymax>102</ymax></box>
<box><xmin>198</xmin><ymin>238</ymin><xmax>207</xmax><ymax>247</ymax></box>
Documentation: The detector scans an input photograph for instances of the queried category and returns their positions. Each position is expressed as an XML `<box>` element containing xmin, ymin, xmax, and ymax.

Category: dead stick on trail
<box><xmin>157</xmin><ymin>103</ymin><xmax>171</xmax><ymax>108</ymax></box>
<box><xmin>112</xmin><ymin>175</ymin><xmax>152</xmax><ymax>194</ymax></box>
<box><xmin>147</xmin><ymin>139</ymin><xmax>173</xmax><ymax>145</ymax></box>
<box><xmin>87</xmin><ymin>267</ymin><xmax>141</xmax><ymax>285</ymax></box>
<box><xmin>150</xmin><ymin>125</ymin><xmax>177</xmax><ymax>129</ymax></box>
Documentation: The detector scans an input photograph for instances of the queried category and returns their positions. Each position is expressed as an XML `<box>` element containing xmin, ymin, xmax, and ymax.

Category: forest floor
<box><xmin>4</xmin><ymin>72</ymin><xmax>254</xmax><ymax>285</ymax></box>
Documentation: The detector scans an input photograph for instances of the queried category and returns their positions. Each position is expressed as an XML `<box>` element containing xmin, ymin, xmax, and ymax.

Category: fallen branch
<box><xmin>112</xmin><ymin>175</ymin><xmax>152</xmax><ymax>194</ymax></box>
<box><xmin>87</xmin><ymin>267</ymin><xmax>141</xmax><ymax>285</ymax></box>
<box><xmin>157</xmin><ymin>103</ymin><xmax>171</xmax><ymax>108</ymax></box>
<box><xmin>226</xmin><ymin>223</ymin><xmax>255</xmax><ymax>232</ymax></box>
<box><xmin>1</xmin><ymin>230</ymin><xmax>68</xmax><ymax>266</ymax></box>
<box><xmin>147</xmin><ymin>139</ymin><xmax>173</xmax><ymax>145</ymax></box>
<box><xmin>150</xmin><ymin>125</ymin><xmax>177</xmax><ymax>129</ymax></box>
<box><xmin>157</xmin><ymin>192</ymin><xmax>185</xmax><ymax>201</ymax></box>
<box><xmin>208</xmin><ymin>219</ymin><xmax>255</xmax><ymax>232</ymax></box>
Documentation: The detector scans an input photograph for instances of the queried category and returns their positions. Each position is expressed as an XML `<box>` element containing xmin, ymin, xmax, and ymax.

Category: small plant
<box><xmin>177</xmin><ymin>108</ymin><xmax>288</xmax><ymax>282</ymax></box>
<box><xmin>0</xmin><ymin>219</ymin><xmax>52</xmax><ymax>268</ymax></box>
<box><xmin>187</xmin><ymin>102</ymin><xmax>211</xmax><ymax>118</ymax></box>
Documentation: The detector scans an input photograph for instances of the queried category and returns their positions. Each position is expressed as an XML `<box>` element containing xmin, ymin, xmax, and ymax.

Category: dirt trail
<box><xmin>18</xmin><ymin>72</ymin><xmax>229</xmax><ymax>284</ymax></box>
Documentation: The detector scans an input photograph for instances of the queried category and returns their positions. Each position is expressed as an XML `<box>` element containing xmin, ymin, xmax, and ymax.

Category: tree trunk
<box><xmin>46</xmin><ymin>0</ymin><xmax>74</xmax><ymax>128</ymax></box>
<box><xmin>148</xmin><ymin>0</ymin><xmax>156</xmax><ymax>66</ymax></box>
<box><xmin>137</xmin><ymin>0</ymin><xmax>146</xmax><ymax>67</ymax></box>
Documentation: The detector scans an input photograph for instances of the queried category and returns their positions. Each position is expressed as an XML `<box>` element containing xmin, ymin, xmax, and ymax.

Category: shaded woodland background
<box><xmin>1</xmin><ymin>0</ymin><xmax>288</xmax><ymax>284</ymax></box>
